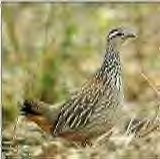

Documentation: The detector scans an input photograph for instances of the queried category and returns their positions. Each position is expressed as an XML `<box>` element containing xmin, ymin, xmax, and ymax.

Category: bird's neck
<box><xmin>96</xmin><ymin>42</ymin><xmax>122</xmax><ymax>90</ymax></box>
<box><xmin>108</xmin><ymin>39</ymin><xmax>121</xmax><ymax>52</ymax></box>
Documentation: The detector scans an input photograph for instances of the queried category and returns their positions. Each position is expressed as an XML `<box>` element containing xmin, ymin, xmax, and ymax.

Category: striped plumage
<box><xmin>21</xmin><ymin>27</ymin><xmax>136</xmax><ymax>145</ymax></box>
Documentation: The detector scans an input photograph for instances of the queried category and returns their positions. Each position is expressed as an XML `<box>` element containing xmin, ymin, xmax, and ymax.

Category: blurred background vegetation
<box><xmin>2</xmin><ymin>2</ymin><xmax>160</xmax><ymax>125</ymax></box>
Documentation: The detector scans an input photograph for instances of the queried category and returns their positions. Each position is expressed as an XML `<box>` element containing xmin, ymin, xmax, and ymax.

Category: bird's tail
<box><xmin>21</xmin><ymin>99</ymin><xmax>48</xmax><ymax>116</ymax></box>
<box><xmin>21</xmin><ymin>99</ymin><xmax>60</xmax><ymax>134</ymax></box>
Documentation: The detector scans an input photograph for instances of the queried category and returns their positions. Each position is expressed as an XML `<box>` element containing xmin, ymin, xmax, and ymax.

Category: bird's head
<box><xmin>107</xmin><ymin>27</ymin><xmax>136</xmax><ymax>49</ymax></box>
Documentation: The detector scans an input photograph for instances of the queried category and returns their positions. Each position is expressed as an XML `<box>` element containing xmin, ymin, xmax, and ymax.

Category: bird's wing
<box><xmin>53</xmin><ymin>78</ymin><xmax>104</xmax><ymax>136</ymax></box>
<box><xmin>53</xmin><ymin>97</ymin><xmax>92</xmax><ymax>136</ymax></box>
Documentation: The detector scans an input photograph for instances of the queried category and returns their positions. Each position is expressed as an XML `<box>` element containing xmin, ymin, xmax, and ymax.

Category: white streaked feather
<box><xmin>70</xmin><ymin>115</ymin><xmax>79</xmax><ymax>129</ymax></box>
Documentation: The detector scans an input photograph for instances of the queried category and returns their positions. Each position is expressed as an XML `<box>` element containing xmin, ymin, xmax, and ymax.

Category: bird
<box><xmin>21</xmin><ymin>27</ymin><xmax>136</xmax><ymax>146</ymax></box>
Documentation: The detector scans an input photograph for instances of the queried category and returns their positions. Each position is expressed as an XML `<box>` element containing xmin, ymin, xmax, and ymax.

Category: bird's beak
<box><xmin>128</xmin><ymin>33</ymin><xmax>136</xmax><ymax>38</ymax></box>
<box><xmin>126</xmin><ymin>32</ymin><xmax>137</xmax><ymax>38</ymax></box>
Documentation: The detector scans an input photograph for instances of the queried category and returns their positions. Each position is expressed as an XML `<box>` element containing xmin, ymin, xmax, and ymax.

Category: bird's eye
<box><xmin>108</xmin><ymin>30</ymin><xmax>124</xmax><ymax>39</ymax></box>
<box><xmin>116</xmin><ymin>32</ymin><xmax>124</xmax><ymax>37</ymax></box>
